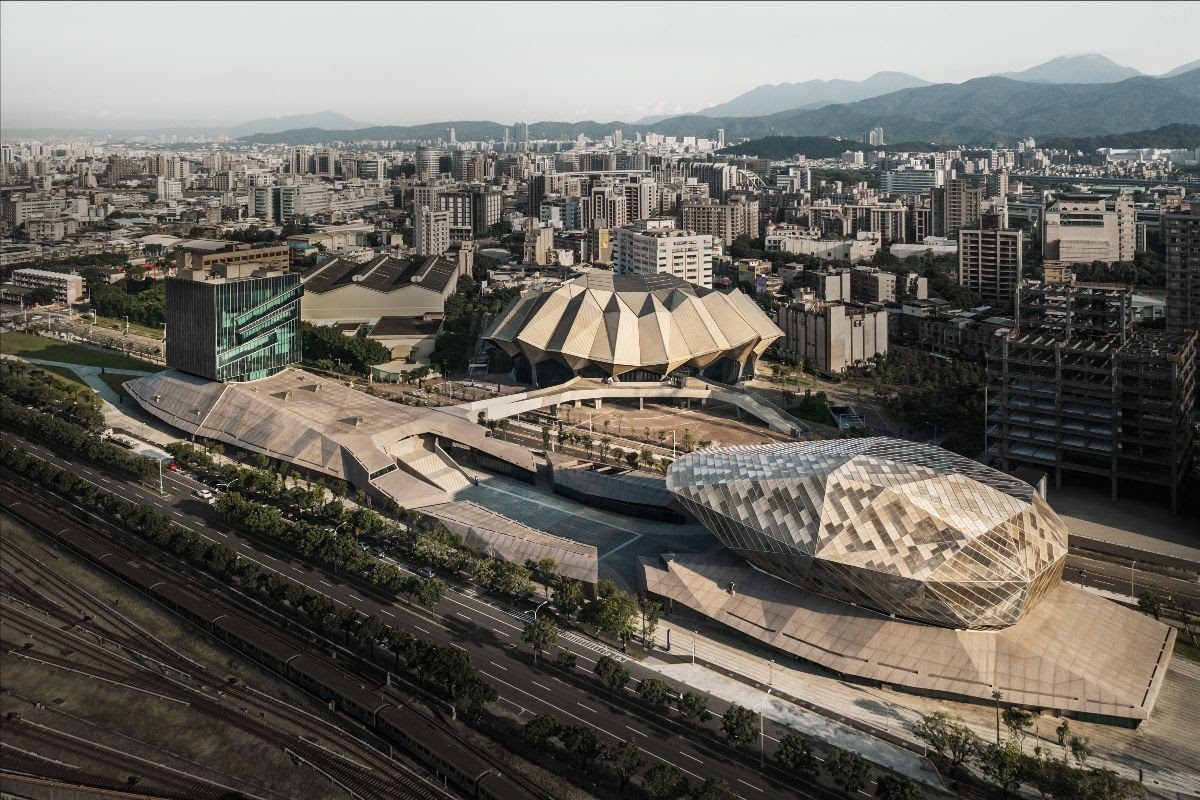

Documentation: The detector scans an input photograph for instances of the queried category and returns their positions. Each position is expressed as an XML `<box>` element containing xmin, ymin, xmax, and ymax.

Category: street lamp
<box><xmin>1130</xmin><ymin>559</ymin><xmax>1136</xmax><ymax>598</ymax></box>
<box><xmin>991</xmin><ymin>690</ymin><xmax>1003</xmax><ymax>743</ymax></box>
<box><xmin>534</xmin><ymin>599</ymin><xmax>550</xmax><ymax>619</ymax></box>
<box><xmin>760</xmin><ymin>688</ymin><xmax>772</xmax><ymax>767</ymax></box>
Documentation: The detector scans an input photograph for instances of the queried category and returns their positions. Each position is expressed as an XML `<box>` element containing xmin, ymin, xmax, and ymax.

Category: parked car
<box><xmin>416</xmin><ymin>566</ymin><xmax>436</xmax><ymax>580</ymax></box>
<box><xmin>166</xmin><ymin>461</ymin><xmax>180</xmax><ymax>471</ymax></box>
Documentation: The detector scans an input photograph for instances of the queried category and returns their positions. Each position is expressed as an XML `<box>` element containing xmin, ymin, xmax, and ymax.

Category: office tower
<box><xmin>1165</xmin><ymin>204</ymin><xmax>1200</xmax><ymax>333</ymax></box>
<box><xmin>414</xmin><ymin>146</ymin><xmax>447</xmax><ymax>180</ymax></box>
<box><xmin>515</xmin><ymin>121</ymin><xmax>530</xmax><ymax>149</ymax></box>
<box><xmin>165</xmin><ymin>265</ymin><xmax>302</xmax><ymax>383</ymax></box>
<box><xmin>613</xmin><ymin>220</ymin><xmax>714</xmax><ymax>288</ymax></box>
<box><xmin>936</xmin><ymin>178</ymin><xmax>982</xmax><ymax>237</ymax></box>
<box><xmin>314</xmin><ymin>147</ymin><xmax>338</xmax><ymax>177</ymax></box>
<box><xmin>447</xmin><ymin>127</ymin><xmax>457</xmax><ymax>145</ymax></box>
<box><xmin>1043</xmin><ymin>192</ymin><xmax>1135</xmax><ymax>263</ymax></box>
<box><xmin>716</xmin><ymin>128</ymin><xmax>725</xmax><ymax>150</ymax></box>
<box><xmin>249</xmin><ymin>185</ymin><xmax>279</xmax><ymax>223</ymax></box>
<box><xmin>414</xmin><ymin>205</ymin><xmax>450</xmax><ymax>256</ymax></box>
<box><xmin>868</xmin><ymin>126</ymin><xmax>885</xmax><ymax>146</ymax></box>
<box><xmin>959</xmin><ymin>214</ymin><xmax>1023</xmax><ymax>308</ymax></box>
<box><xmin>279</xmin><ymin>184</ymin><xmax>329</xmax><ymax>220</ymax></box>
<box><xmin>613</xmin><ymin>129</ymin><xmax>623</xmax><ymax>148</ymax></box>
<box><xmin>290</xmin><ymin>146</ymin><xmax>314</xmax><ymax>175</ymax></box>
<box><xmin>689</xmin><ymin>162</ymin><xmax>737</xmax><ymax>202</ymax></box>
<box><xmin>990</xmin><ymin>283</ymin><xmax>1197</xmax><ymax>510</ymax></box>
<box><xmin>881</xmin><ymin>168</ymin><xmax>945</xmax><ymax>196</ymax></box>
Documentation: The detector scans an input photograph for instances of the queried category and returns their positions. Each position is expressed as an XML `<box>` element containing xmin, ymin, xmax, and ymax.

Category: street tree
<box><xmin>556</xmin><ymin>649</ymin><xmax>577</xmax><ymax>669</ymax></box>
<box><xmin>1068</xmin><ymin>735</ymin><xmax>1092</xmax><ymax>769</ymax></box>
<box><xmin>677</xmin><ymin>692</ymin><xmax>709</xmax><ymax>724</ymax></box>
<box><xmin>1001</xmin><ymin>706</ymin><xmax>1035</xmax><ymax>744</ymax></box>
<box><xmin>523</xmin><ymin>714</ymin><xmax>560</xmax><ymax>747</ymax></box>
<box><xmin>642</xmin><ymin>763</ymin><xmax>689</xmax><ymax>800</ymax></box>
<box><xmin>776</xmin><ymin>732</ymin><xmax>819</xmax><ymax>778</ymax></box>
<box><xmin>826</xmin><ymin>751</ymin><xmax>873</xmax><ymax>795</ymax></box>
<box><xmin>553</xmin><ymin>578</ymin><xmax>585</xmax><ymax>618</ymax></box>
<box><xmin>875</xmin><ymin>773</ymin><xmax>925</xmax><ymax>800</ymax></box>
<box><xmin>692</xmin><ymin>777</ymin><xmax>737</xmax><ymax>800</ymax></box>
<box><xmin>597</xmin><ymin>736</ymin><xmax>642</xmax><ymax>792</ymax></box>
<box><xmin>720</xmin><ymin>704</ymin><xmax>759</xmax><ymax>747</ymax></box>
<box><xmin>594</xmin><ymin>655</ymin><xmax>631</xmax><ymax>698</ymax></box>
<box><xmin>1136</xmin><ymin>591</ymin><xmax>1162</xmax><ymax>620</ymax></box>
<box><xmin>639</xmin><ymin>598</ymin><xmax>662</xmax><ymax>646</ymax></box>
<box><xmin>560</xmin><ymin>724</ymin><xmax>599</xmax><ymax>770</ymax></box>
<box><xmin>522</xmin><ymin>618</ymin><xmax>558</xmax><ymax>663</ymax></box>
<box><xmin>911</xmin><ymin>712</ymin><xmax>980</xmax><ymax>773</ymax></box>
<box><xmin>977</xmin><ymin>739</ymin><xmax>1028</xmax><ymax>798</ymax></box>
<box><xmin>637</xmin><ymin>678</ymin><xmax>671</xmax><ymax>707</ymax></box>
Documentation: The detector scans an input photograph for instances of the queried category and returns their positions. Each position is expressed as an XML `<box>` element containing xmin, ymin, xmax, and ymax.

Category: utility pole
<box><xmin>992</xmin><ymin>690</ymin><xmax>1003</xmax><ymax>743</ymax></box>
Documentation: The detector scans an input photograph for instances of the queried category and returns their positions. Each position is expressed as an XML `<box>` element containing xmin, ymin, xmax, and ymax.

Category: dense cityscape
<box><xmin>1</xmin><ymin>4</ymin><xmax>1199</xmax><ymax>800</ymax></box>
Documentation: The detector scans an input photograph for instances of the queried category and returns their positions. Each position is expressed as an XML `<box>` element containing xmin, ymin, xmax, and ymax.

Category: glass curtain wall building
<box><xmin>166</xmin><ymin>270</ymin><xmax>302</xmax><ymax>382</ymax></box>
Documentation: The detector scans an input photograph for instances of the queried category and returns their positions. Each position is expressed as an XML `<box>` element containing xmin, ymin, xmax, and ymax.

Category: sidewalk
<box><xmin>645</xmin><ymin>618</ymin><xmax>1200</xmax><ymax>798</ymax></box>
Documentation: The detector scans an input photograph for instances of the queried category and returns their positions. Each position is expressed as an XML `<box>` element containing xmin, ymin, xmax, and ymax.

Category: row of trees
<box><xmin>913</xmin><ymin>711</ymin><xmax>1144</xmax><ymax>799</ymax></box>
<box><xmin>0</xmin><ymin>440</ymin><xmax>497</xmax><ymax>720</ymax></box>
<box><xmin>1</xmin><ymin>396</ymin><xmax>157</xmax><ymax>480</ymax></box>
<box><xmin>431</xmin><ymin>277</ymin><xmax>521</xmax><ymax>372</ymax></box>
<box><xmin>1</xmin><ymin>361</ymin><xmax>105</xmax><ymax>429</ymax></box>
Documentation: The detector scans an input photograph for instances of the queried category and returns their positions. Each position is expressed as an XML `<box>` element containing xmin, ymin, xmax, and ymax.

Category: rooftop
<box><xmin>302</xmin><ymin>254</ymin><xmax>459</xmax><ymax>295</ymax></box>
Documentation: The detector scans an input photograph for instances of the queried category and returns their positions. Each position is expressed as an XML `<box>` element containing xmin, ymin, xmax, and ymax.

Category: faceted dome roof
<box><xmin>667</xmin><ymin>438</ymin><xmax>1069</xmax><ymax>630</ymax></box>
<box><xmin>483</xmin><ymin>273</ymin><xmax>782</xmax><ymax>378</ymax></box>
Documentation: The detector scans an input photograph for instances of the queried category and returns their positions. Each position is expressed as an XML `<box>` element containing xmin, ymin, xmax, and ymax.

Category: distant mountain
<box><xmin>992</xmin><ymin>54</ymin><xmax>1143</xmax><ymax>84</ymax></box>
<box><xmin>245</xmin><ymin>71</ymin><xmax>1200</xmax><ymax>147</ymax></box>
<box><xmin>1040</xmin><ymin>123</ymin><xmax>1200</xmax><ymax>152</ymax></box>
<box><xmin>1161</xmin><ymin>58</ymin><xmax>1200</xmax><ymax>78</ymax></box>
<box><xmin>694</xmin><ymin>71</ymin><xmax>933</xmax><ymax>118</ymax></box>
<box><xmin>225</xmin><ymin>111</ymin><xmax>375</xmax><ymax>137</ymax></box>
<box><xmin>0</xmin><ymin>111</ymin><xmax>375</xmax><ymax>139</ymax></box>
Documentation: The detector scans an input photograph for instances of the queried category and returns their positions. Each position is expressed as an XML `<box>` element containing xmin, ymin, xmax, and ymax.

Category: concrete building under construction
<box><xmin>989</xmin><ymin>282</ymin><xmax>1196</xmax><ymax>510</ymax></box>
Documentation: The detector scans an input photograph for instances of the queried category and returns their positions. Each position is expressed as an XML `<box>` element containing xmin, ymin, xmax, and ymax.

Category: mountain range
<box><xmin>239</xmin><ymin>69</ymin><xmax>1200</xmax><ymax>148</ymax></box>
<box><xmin>991</xmin><ymin>54</ymin><xmax>1145</xmax><ymax>83</ymax></box>
<box><xmin>0</xmin><ymin>111</ymin><xmax>375</xmax><ymax>140</ymax></box>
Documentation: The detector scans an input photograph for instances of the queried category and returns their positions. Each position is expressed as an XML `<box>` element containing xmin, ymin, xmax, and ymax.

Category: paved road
<box><xmin>8</xmin><ymin>433</ymin><xmax>872</xmax><ymax>800</ymax></box>
<box><xmin>1063</xmin><ymin>554</ymin><xmax>1200</xmax><ymax>605</ymax></box>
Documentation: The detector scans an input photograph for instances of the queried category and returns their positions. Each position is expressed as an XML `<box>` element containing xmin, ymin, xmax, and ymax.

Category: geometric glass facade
<box><xmin>165</xmin><ymin>273</ymin><xmax>302</xmax><ymax>382</ymax></box>
<box><xmin>667</xmin><ymin>438</ymin><xmax>1069</xmax><ymax>630</ymax></box>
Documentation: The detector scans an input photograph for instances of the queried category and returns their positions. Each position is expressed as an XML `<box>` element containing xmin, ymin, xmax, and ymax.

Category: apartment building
<box><xmin>415</xmin><ymin>206</ymin><xmax>451</xmax><ymax>257</ymax></box>
<box><xmin>11</xmin><ymin>268</ymin><xmax>85</xmax><ymax>304</ymax></box>
<box><xmin>1165</xmin><ymin>204</ymin><xmax>1200</xmax><ymax>334</ymax></box>
<box><xmin>775</xmin><ymin>295</ymin><xmax>889</xmax><ymax>372</ymax></box>
<box><xmin>613</xmin><ymin>220</ymin><xmax>714</xmax><ymax>288</ymax></box>
<box><xmin>959</xmin><ymin>215</ymin><xmax>1023</xmax><ymax>308</ymax></box>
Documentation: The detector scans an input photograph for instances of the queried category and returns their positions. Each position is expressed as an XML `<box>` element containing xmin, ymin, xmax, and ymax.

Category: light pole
<box><xmin>1130</xmin><ymin>559</ymin><xmax>1136</xmax><ymax>598</ymax></box>
<box><xmin>760</xmin><ymin>688</ymin><xmax>772</xmax><ymax>767</ymax></box>
<box><xmin>534</xmin><ymin>599</ymin><xmax>550</xmax><ymax>619</ymax></box>
<box><xmin>691</xmin><ymin>630</ymin><xmax>696</xmax><ymax>665</ymax></box>
<box><xmin>992</xmin><ymin>690</ymin><xmax>1003</xmax><ymax>743</ymax></box>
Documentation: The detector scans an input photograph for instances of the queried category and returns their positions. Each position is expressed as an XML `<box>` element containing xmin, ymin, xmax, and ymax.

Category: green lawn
<box><xmin>99</xmin><ymin>372</ymin><xmax>134</xmax><ymax>400</ymax></box>
<box><xmin>1</xmin><ymin>332</ymin><xmax>157</xmax><ymax>370</ymax></box>
<box><xmin>34</xmin><ymin>364</ymin><xmax>91</xmax><ymax>391</ymax></box>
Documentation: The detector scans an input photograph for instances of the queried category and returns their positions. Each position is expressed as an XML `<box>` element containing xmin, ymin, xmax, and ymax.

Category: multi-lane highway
<box><xmin>5</xmin><ymin>432</ymin><xmax>877</xmax><ymax>800</ymax></box>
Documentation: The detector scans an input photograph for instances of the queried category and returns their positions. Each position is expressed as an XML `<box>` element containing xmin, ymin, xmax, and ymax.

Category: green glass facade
<box><xmin>166</xmin><ymin>273</ymin><xmax>302</xmax><ymax>382</ymax></box>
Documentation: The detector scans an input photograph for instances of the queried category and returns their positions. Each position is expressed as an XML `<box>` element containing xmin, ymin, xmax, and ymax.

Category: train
<box><xmin>4</xmin><ymin>496</ymin><xmax>532</xmax><ymax>800</ymax></box>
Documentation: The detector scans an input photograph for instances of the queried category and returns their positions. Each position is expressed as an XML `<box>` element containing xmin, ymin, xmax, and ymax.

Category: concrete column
<box><xmin>638</xmin><ymin>397</ymin><xmax>644</xmax><ymax>411</ymax></box>
<box><xmin>594</xmin><ymin>398</ymin><xmax>603</xmax><ymax>410</ymax></box>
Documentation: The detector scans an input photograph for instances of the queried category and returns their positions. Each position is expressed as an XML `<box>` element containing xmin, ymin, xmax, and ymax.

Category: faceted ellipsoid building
<box><xmin>483</xmin><ymin>273</ymin><xmax>782</xmax><ymax>386</ymax></box>
<box><xmin>667</xmin><ymin>438</ymin><xmax>1069</xmax><ymax>630</ymax></box>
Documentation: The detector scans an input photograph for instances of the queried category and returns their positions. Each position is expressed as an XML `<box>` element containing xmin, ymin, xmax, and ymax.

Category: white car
<box><xmin>192</xmin><ymin>488</ymin><xmax>214</xmax><ymax>500</ymax></box>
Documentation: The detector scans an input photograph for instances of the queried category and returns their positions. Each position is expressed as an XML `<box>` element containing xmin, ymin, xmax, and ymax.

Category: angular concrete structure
<box><xmin>667</xmin><ymin>438</ymin><xmax>1069</xmax><ymax>630</ymax></box>
<box><xmin>483</xmin><ymin>273</ymin><xmax>782</xmax><ymax>386</ymax></box>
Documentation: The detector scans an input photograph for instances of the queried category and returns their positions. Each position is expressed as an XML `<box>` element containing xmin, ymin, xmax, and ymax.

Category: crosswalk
<box><xmin>504</xmin><ymin>607</ymin><xmax>629</xmax><ymax>663</ymax></box>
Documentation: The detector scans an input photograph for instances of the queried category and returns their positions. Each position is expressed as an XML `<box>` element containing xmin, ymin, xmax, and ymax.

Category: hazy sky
<box><xmin>2</xmin><ymin>0</ymin><xmax>1198</xmax><ymax>129</ymax></box>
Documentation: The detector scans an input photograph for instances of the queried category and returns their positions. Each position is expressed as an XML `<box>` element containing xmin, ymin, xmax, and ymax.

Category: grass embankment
<box><xmin>1</xmin><ymin>331</ymin><xmax>157</xmax><ymax>371</ymax></box>
<box><xmin>89</xmin><ymin>314</ymin><xmax>164</xmax><ymax>339</ymax></box>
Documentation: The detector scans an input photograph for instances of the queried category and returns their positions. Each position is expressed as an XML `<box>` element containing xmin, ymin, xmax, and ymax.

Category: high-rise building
<box><xmin>716</xmin><ymin>128</ymin><xmax>726</xmax><ymax>150</ymax></box>
<box><xmin>414</xmin><ymin>205</ymin><xmax>450</xmax><ymax>256</ymax></box>
<box><xmin>681</xmin><ymin>195</ymin><xmax>759</xmax><ymax>246</ymax></box>
<box><xmin>515</xmin><ymin>122</ymin><xmax>530</xmax><ymax>149</ymax></box>
<box><xmin>936</xmin><ymin>178</ymin><xmax>982</xmax><ymax>237</ymax></box>
<box><xmin>165</xmin><ymin>265</ymin><xmax>302</xmax><ymax>383</ymax></box>
<box><xmin>155</xmin><ymin>176</ymin><xmax>183</xmax><ymax>202</ymax></box>
<box><xmin>1042</xmin><ymin>192</ymin><xmax>1135</xmax><ymax>264</ymax></box>
<box><xmin>990</xmin><ymin>283</ymin><xmax>1197</xmax><ymax>510</ymax></box>
<box><xmin>613</xmin><ymin>219</ymin><xmax>714</xmax><ymax>288</ymax></box>
<box><xmin>1164</xmin><ymin>204</ymin><xmax>1200</xmax><ymax>334</ymax></box>
<box><xmin>414</xmin><ymin>146</ymin><xmax>448</xmax><ymax>180</ymax></box>
<box><xmin>868</xmin><ymin>126</ymin><xmax>885</xmax><ymax>147</ymax></box>
<box><xmin>314</xmin><ymin>147</ymin><xmax>338</xmax><ymax>177</ymax></box>
<box><xmin>959</xmin><ymin>214</ymin><xmax>1023</xmax><ymax>308</ymax></box>
<box><xmin>881</xmin><ymin>168</ymin><xmax>945</xmax><ymax>196</ymax></box>
<box><xmin>290</xmin><ymin>146</ymin><xmax>314</xmax><ymax>176</ymax></box>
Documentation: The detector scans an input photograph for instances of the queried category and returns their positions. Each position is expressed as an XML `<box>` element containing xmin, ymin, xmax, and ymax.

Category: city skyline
<box><xmin>2</xmin><ymin>0</ymin><xmax>1198</xmax><ymax>130</ymax></box>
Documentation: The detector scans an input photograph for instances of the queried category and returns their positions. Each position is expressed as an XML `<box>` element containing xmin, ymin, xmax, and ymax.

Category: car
<box><xmin>192</xmin><ymin>488</ymin><xmax>213</xmax><ymax>500</ymax></box>
<box><xmin>416</xmin><ymin>566</ymin><xmax>436</xmax><ymax>580</ymax></box>
<box><xmin>167</xmin><ymin>461</ymin><xmax>180</xmax><ymax>471</ymax></box>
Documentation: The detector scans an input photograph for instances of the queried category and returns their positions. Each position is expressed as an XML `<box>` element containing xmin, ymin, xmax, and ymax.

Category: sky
<box><xmin>2</xmin><ymin>0</ymin><xmax>1198</xmax><ymax>130</ymax></box>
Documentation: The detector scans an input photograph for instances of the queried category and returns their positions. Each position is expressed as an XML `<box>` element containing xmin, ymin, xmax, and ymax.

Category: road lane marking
<box><xmin>489</xmin><ymin>661</ymin><xmax>507</xmax><ymax>671</ymax></box>
<box><xmin>349</xmin><ymin>594</ymin><xmax>363</xmax><ymax>603</ymax></box>
<box><xmin>415</xmin><ymin>626</ymin><xmax>431</xmax><ymax>635</ymax></box>
<box><xmin>576</xmin><ymin>703</ymin><xmax>595</xmax><ymax>713</ymax></box>
<box><xmin>381</xmin><ymin>610</ymin><xmax>395</xmax><ymax>618</ymax></box>
<box><xmin>625</xmin><ymin>725</ymin><xmax>644</xmax><ymax>736</ymax></box>
<box><xmin>319</xmin><ymin>580</ymin><xmax>332</xmax><ymax>588</ymax></box>
<box><xmin>679</xmin><ymin>751</ymin><xmax>702</xmax><ymax>763</ymax></box>
<box><xmin>737</xmin><ymin>779</ymin><xmax>762</xmax><ymax>792</ymax></box>
<box><xmin>532</xmin><ymin>681</ymin><xmax>551</xmax><ymax>691</ymax></box>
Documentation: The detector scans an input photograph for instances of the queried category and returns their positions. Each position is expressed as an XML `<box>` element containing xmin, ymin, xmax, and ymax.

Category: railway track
<box><xmin>1</xmin><ymin>477</ymin><xmax>511</xmax><ymax>799</ymax></box>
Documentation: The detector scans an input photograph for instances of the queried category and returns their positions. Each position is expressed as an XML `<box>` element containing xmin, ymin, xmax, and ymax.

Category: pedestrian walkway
<box><xmin>646</xmin><ymin>618</ymin><xmax>1200</xmax><ymax>797</ymax></box>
